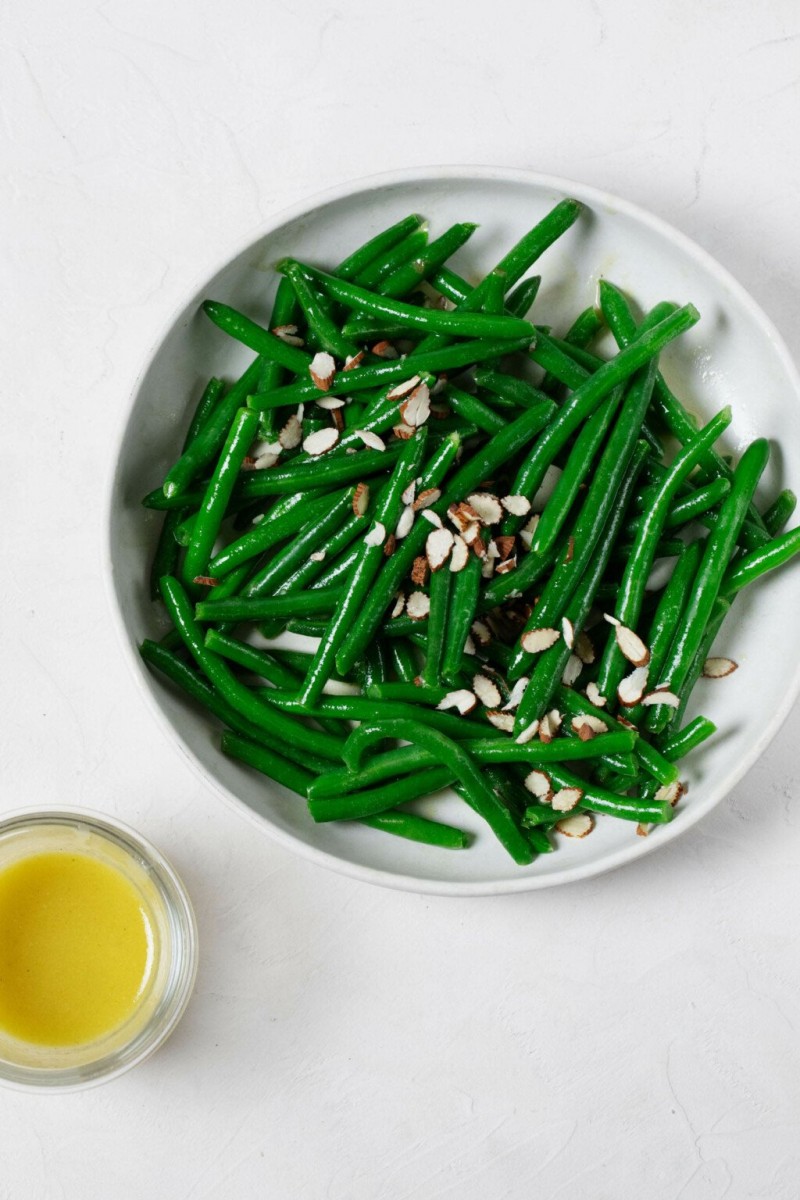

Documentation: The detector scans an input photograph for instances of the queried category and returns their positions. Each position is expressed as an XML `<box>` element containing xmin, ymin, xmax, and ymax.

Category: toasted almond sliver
<box><xmin>585</xmin><ymin>681</ymin><xmax>606</xmax><ymax>708</ymax></box>
<box><xmin>463</xmin><ymin>635</ymin><xmax>477</xmax><ymax>656</ymax></box>
<box><xmin>486</xmin><ymin>711</ymin><xmax>515</xmax><ymax>733</ymax></box>
<box><xmin>501</xmin><ymin>494</ymin><xmax>531</xmax><ymax>517</ymax></box>
<box><xmin>575</xmin><ymin>631</ymin><xmax>596</xmax><ymax>665</ymax></box>
<box><xmin>413</xmin><ymin>487</ymin><xmax>441</xmax><ymax>511</ymax></box>
<box><xmin>561</xmin><ymin>617</ymin><xmax>575</xmax><ymax>649</ymax></box>
<box><xmin>561</xmin><ymin>654</ymin><xmax>583</xmax><ymax>687</ymax></box>
<box><xmin>617</xmin><ymin>666</ymin><xmax>649</xmax><ymax>706</ymax></box>
<box><xmin>449</xmin><ymin>536</ymin><xmax>469</xmax><ymax>572</ymax></box>
<box><xmin>520</xmin><ymin>628</ymin><xmax>560</xmax><ymax>654</ymax></box>
<box><xmin>702</xmin><ymin>656</ymin><xmax>738</xmax><ymax>678</ymax></box>
<box><xmin>272</xmin><ymin>323</ymin><xmax>304</xmax><ymax>346</ymax></box>
<box><xmin>640</xmin><ymin>688</ymin><xmax>680</xmax><ymax>708</ymax></box>
<box><xmin>363</xmin><ymin>521</ymin><xmax>386</xmax><ymax>548</ymax></box>
<box><xmin>395</xmin><ymin>506</ymin><xmax>415</xmax><ymax>540</ymax></box>
<box><xmin>400</xmin><ymin>382</ymin><xmax>431</xmax><ymax>427</ymax></box>
<box><xmin>614</xmin><ymin>623</ymin><xmax>651</xmax><ymax>667</ymax></box>
<box><xmin>383</xmin><ymin>533</ymin><xmax>396</xmax><ymax>557</ymax></box>
<box><xmin>531</xmin><ymin>465</ymin><xmax>562</xmax><ymax>513</ymax></box>
<box><xmin>411</xmin><ymin>556</ymin><xmax>429</xmax><ymax>586</ymax></box>
<box><xmin>551</xmin><ymin>786</ymin><xmax>583</xmax><ymax>813</ymax></box>
<box><xmin>603</xmin><ymin>612</ymin><xmax>621</xmax><ymax>627</ymax></box>
<box><xmin>309</xmin><ymin>351</ymin><xmax>336</xmax><ymax>391</ymax></box>
<box><xmin>386</xmin><ymin>375</ymin><xmax>421</xmax><ymax>400</ymax></box>
<box><xmin>494</xmin><ymin>535</ymin><xmax>516</xmax><ymax>561</ymax></box>
<box><xmin>391</xmin><ymin>591</ymin><xmax>405</xmax><ymax>619</ymax></box>
<box><xmin>353</xmin><ymin>429</ymin><xmax>386</xmax><ymax>452</ymax></box>
<box><xmin>515</xmin><ymin>719</ymin><xmax>540</xmax><ymax>744</ymax></box>
<box><xmin>303</xmin><ymin>426</ymin><xmax>339</xmax><ymax>456</ymax></box>
<box><xmin>279</xmin><ymin>414</ymin><xmax>303</xmax><ymax>450</ymax></box>
<box><xmin>502</xmin><ymin>676</ymin><xmax>528</xmax><ymax>712</ymax></box>
<box><xmin>519</xmin><ymin>513</ymin><xmax>540</xmax><ymax>549</ymax></box>
<box><xmin>352</xmin><ymin>482</ymin><xmax>370</xmax><ymax>517</ymax></box>
<box><xmin>447</xmin><ymin>501</ymin><xmax>481</xmax><ymax>534</ymax></box>
<box><xmin>437</xmin><ymin>689</ymin><xmax>477</xmax><ymax>716</ymax></box>
<box><xmin>315</xmin><ymin>395</ymin><xmax>345</xmax><ymax>410</ymax></box>
<box><xmin>571</xmin><ymin>714</ymin><xmax>608</xmax><ymax>740</ymax></box>
<box><xmin>401</xmin><ymin>480</ymin><xmax>417</xmax><ymax>506</ymax></box>
<box><xmin>473</xmin><ymin>674</ymin><xmax>501</xmax><ymax>708</ymax></box>
<box><xmin>556</xmin><ymin>812</ymin><xmax>594</xmax><ymax>838</ymax></box>
<box><xmin>616</xmin><ymin>714</ymin><xmax>637</xmax><ymax>730</ymax></box>
<box><xmin>656</xmin><ymin>780</ymin><xmax>684</xmax><ymax>806</ymax></box>
<box><xmin>406</xmin><ymin>591</ymin><xmax>430</xmax><ymax>621</ymax></box>
<box><xmin>524</xmin><ymin>770</ymin><xmax>552</xmax><ymax>799</ymax></box>
<box><xmin>309</xmin><ymin>550</ymin><xmax>326</xmax><ymax>563</ymax></box>
<box><xmin>426</xmin><ymin>527</ymin><xmax>455</xmax><ymax>571</ymax></box>
<box><xmin>471</xmin><ymin>619</ymin><xmax>492</xmax><ymax>646</ymax></box>
<box><xmin>422</xmin><ymin>510</ymin><xmax>443</xmax><ymax>529</ymax></box>
<box><xmin>344</xmin><ymin>351</ymin><xmax>365</xmax><ymax>371</ymax></box>
<box><xmin>392</xmin><ymin>423</ymin><xmax>415</xmax><ymax>440</ymax></box>
<box><xmin>494</xmin><ymin>557</ymin><xmax>517</xmax><ymax>576</ymax></box>
<box><xmin>372</xmin><ymin>340</ymin><xmax>398</xmax><ymax>359</ymax></box>
<box><xmin>254</xmin><ymin>450</ymin><xmax>280</xmax><ymax>469</ymax></box>
<box><xmin>466</xmin><ymin>492</ymin><xmax>503</xmax><ymax>526</ymax></box>
<box><xmin>538</xmin><ymin>709</ymin><xmax>562</xmax><ymax>744</ymax></box>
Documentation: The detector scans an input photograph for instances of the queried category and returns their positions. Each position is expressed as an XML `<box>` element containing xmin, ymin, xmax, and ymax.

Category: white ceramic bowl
<box><xmin>106</xmin><ymin>166</ymin><xmax>800</xmax><ymax>895</ymax></box>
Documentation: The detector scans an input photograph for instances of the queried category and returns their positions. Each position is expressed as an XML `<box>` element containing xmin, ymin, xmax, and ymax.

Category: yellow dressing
<box><xmin>0</xmin><ymin>850</ymin><xmax>153</xmax><ymax>1047</ymax></box>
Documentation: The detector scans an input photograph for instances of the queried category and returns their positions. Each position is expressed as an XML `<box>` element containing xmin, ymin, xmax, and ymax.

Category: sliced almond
<box><xmin>309</xmin><ymin>550</ymin><xmax>326</xmax><ymax>563</ymax></box>
<box><xmin>616</xmin><ymin>714</ymin><xmax>637</xmax><ymax>730</ymax></box>
<box><xmin>471</xmin><ymin>619</ymin><xmax>492</xmax><ymax>646</ymax></box>
<box><xmin>524</xmin><ymin>770</ymin><xmax>553</xmax><ymax>800</ymax></box>
<box><xmin>519</xmin><ymin>513</ymin><xmax>540</xmax><ymax>550</ymax></box>
<box><xmin>279</xmin><ymin>414</ymin><xmax>303</xmax><ymax>450</ymax></box>
<box><xmin>353</xmin><ymin>429</ymin><xmax>386</xmax><ymax>452</ymax></box>
<box><xmin>640</xmin><ymin>688</ymin><xmax>680</xmax><ymax>708</ymax></box>
<box><xmin>636</xmin><ymin>823</ymin><xmax>651</xmax><ymax>837</ymax></box>
<box><xmin>564</xmin><ymin>537</ymin><xmax>575</xmax><ymax>564</ymax></box>
<box><xmin>501</xmin><ymin>494</ymin><xmax>531</xmax><ymax>517</ymax></box>
<box><xmin>561</xmin><ymin>617</ymin><xmax>575</xmax><ymax>649</ymax></box>
<box><xmin>494</xmin><ymin>535</ymin><xmax>516</xmax><ymax>561</ymax></box>
<box><xmin>331</xmin><ymin>408</ymin><xmax>345</xmax><ymax>432</ymax></box>
<box><xmin>449</xmin><ymin>536</ymin><xmax>469</xmax><ymax>573</ymax></box>
<box><xmin>486</xmin><ymin>540</ymin><xmax>501</xmax><ymax>560</ymax></box>
<box><xmin>473</xmin><ymin>674</ymin><xmax>501</xmax><ymax>708</ymax></box>
<box><xmin>585</xmin><ymin>681</ymin><xmax>606</xmax><ymax>708</ymax></box>
<box><xmin>411</xmin><ymin>556</ymin><xmax>429</xmax><ymax>586</ymax></box>
<box><xmin>502</xmin><ymin>677</ymin><xmax>529</xmax><ymax>711</ymax></box>
<box><xmin>702</xmin><ymin>657</ymin><xmax>738</xmax><ymax>679</ymax></box>
<box><xmin>467</xmin><ymin>492</ymin><xmax>503</xmax><ymax>526</ymax></box>
<box><xmin>531</xmin><ymin>465</ymin><xmax>562</xmax><ymax>512</ymax></box>
<box><xmin>486</xmin><ymin>710</ymin><xmax>515</xmax><ymax>733</ymax></box>
<box><xmin>401</xmin><ymin>480</ymin><xmax>417</xmax><ymax>506</ymax></box>
<box><xmin>303</xmin><ymin>426</ymin><xmax>339</xmax><ymax>456</ymax></box>
<box><xmin>656</xmin><ymin>780</ymin><xmax>685</xmax><ymax>806</ymax></box>
<box><xmin>392</xmin><ymin>423</ymin><xmax>415</xmax><ymax>440</ymax></box>
<box><xmin>352</xmin><ymin>482</ymin><xmax>370</xmax><ymax>517</ymax></box>
<box><xmin>437</xmin><ymin>689</ymin><xmax>477</xmax><ymax>716</ymax></box>
<box><xmin>556</xmin><ymin>812</ymin><xmax>594</xmax><ymax>838</ymax></box>
<box><xmin>515</xmin><ymin>719</ymin><xmax>540</xmax><ymax>744</ymax></box>
<box><xmin>494</xmin><ymin>558</ymin><xmax>517</xmax><ymax>576</ymax></box>
<box><xmin>395</xmin><ymin>506</ymin><xmax>415</xmax><ymax>539</ymax></box>
<box><xmin>447</xmin><ymin>501</ymin><xmax>481</xmax><ymax>534</ymax></box>
<box><xmin>462</xmin><ymin>522</ymin><xmax>484</xmax><ymax>549</ymax></box>
<box><xmin>254</xmin><ymin>449</ymin><xmax>281</xmax><ymax>469</ymax></box>
<box><xmin>391</xmin><ymin>591</ymin><xmax>405</xmax><ymax>619</ymax></box>
<box><xmin>400</xmin><ymin>382</ymin><xmax>431</xmax><ymax>427</ymax></box>
<box><xmin>539</xmin><ymin>709</ymin><xmax>562</xmax><ymax>744</ymax></box>
<box><xmin>309</xmin><ymin>351</ymin><xmax>336</xmax><ymax>391</ymax></box>
<box><xmin>406</xmin><ymin>591</ymin><xmax>430</xmax><ymax>621</ymax></box>
<box><xmin>315</xmin><ymin>395</ymin><xmax>345</xmax><ymax>410</ymax></box>
<box><xmin>363</xmin><ymin>521</ymin><xmax>386</xmax><ymax>548</ymax></box>
<box><xmin>344</xmin><ymin>350</ymin><xmax>365</xmax><ymax>371</ymax></box>
<box><xmin>617</xmin><ymin>666</ymin><xmax>649</xmax><ymax>706</ymax></box>
<box><xmin>272</xmin><ymin>323</ymin><xmax>304</xmax><ymax>346</ymax></box>
<box><xmin>603</xmin><ymin>613</ymin><xmax>621</xmax><ymax>627</ymax></box>
<box><xmin>192</xmin><ymin>575</ymin><xmax>219</xmax><ymax>587</ymax></box>
<box><xmin>570</xmin><ymin>714</ymin><xmax>608</xmax><ymax>741</ymax></box>
<box><xmin>463</xmin><ymin>634</ymin><xmax>477</xmax><ymax>656</ymax></box>
<box><xmin>383</xmin><ymin>533</ymin><xmax>396</xmax><ymax>557</ymax></box>
<box><xmin>551</xmin><ymin>786</ymin><xmax>583</xmax><ymax>813</ymax></box>
<box><xmin>371</xmin><ymin>340</ymin><xmax>398</xmax><ymax>359</ymax></box>
<box><xmin>614</xmin><ymin>623</ymin><xmax>651</xmax><ymax>667</ymax></box>
<box><xmin>413</xmin><ymin>487</ymin><xmax>441</xmax><ymax>511</ymax></box>
<box><xmin>386</xmin><ymin>375</ymin><xmax>421</xmax><ymax>400</ymax></box>
<box><xmin>426</xmin><ymin>527</ymin><xmax>455</xmax><ymax>571</ymax></box>
<box><xmin>481</xmin><ymin>556</ymin><xmax>495</xmax><ymax>579</ymax></box>
<box><xmin>520</xmin><ymin>628</ymin><xmax>560</xmax><ymax>655</ymax></box>
<box><xmin>575</xmin><ymin>631</ymin><xmax>596</xmax><ymax>665</ymax></box>
<box><xmin>561</xmin><ymin>654</ymin><xmax>583</xmax><ymax>687</ymax></box>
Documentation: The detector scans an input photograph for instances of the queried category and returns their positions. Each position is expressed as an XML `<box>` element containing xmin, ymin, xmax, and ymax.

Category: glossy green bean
<box><xmin>424</xmin><ymin>565</ymin><xmax>453</xmax><ymax>687</ymax></box>
<box><xmin>504</xmin><ymin>275</ymin><xmax>541</xmax><ymax>317</ymax></box>
<box><xmin>209</xmin><ymin>488</ymin><xmax>342</xmax><ymax>578</ymax></box>
<box><xmin>447</xmin><ymin>385</ymin><xmax>505</xmax><ymax>434</ymax></box>
<box><xmin>354</xmin><ymin>227</ymin><xmax>430</xmax><ymax>290</ymax></box>
<box><xmin>553</xmin><ymin>685</ymin><xmax>679</xmax><ymax>785</ymax></box>
<box><xmin>195</xmin><ymin>586</ymin><xmax>341</xmax><ymax>622</ymax></box>
<box><xmin>281</xmin><ymin>259</ymin><xmax>357</xmax><ymax>359</ymax></box>
<box><xmin>374</xmin><ymin>222</ymin><xmax>478</xmax><ymax>299</ymax></box>
<box><xmin>308</xmin><ymin>768</ymin><xmax>454</xmax><ymax>823</ymax></box>
<box><xmin>359</xmin><ymin>811</ymin><xmax>470</xmax><ymax>850</ymax></box>
<box><xmin>545</xmin><ymin>764</ymin><xmax>674</xmax><ymax>824</ymax></box>
<box><xmin>763</xmin><ymin>489</ymin><xmax>797</xmax><ymax>536</ymax></box>
<box><xmin>441</xmin><ymin>555</ymin><xmax>482</xmax><ymax>686</ymax></box>
<box><xmin>222</xmin><ymin>730</ymin><xmax>317</xmax><ymax>797</ymax></box>
<box><xmin>659</xmin><ymin>715</ymin><xmax>716</xmax><ymax>762</ymax></box>
<box><xmin>720</xmin><ymin>525</ymin><xmax>800</xmax><ymax>596</ymax></box>
<box><xmin>336</xmin><ymin>214</ymin><xmax>425</xmax><ymax>281</ymax></box>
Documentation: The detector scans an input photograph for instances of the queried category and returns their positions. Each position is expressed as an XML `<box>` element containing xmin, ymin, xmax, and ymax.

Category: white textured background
<box><xmin>3</xmin><ymin>2</ymin><xmax>800</xmax><ymax>1197</ymax></box>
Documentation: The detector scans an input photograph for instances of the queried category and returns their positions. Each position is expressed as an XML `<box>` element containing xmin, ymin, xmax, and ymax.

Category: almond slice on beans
<box><xmin>463</xmin><ymin>635</ymin><xmax>477</xmax><ymax>656</ymax></box>
<box><xmin>501</xmin><ymin>494</ymin><xmax>531</xmax><ymax>516</ymax></box>
<box><xmin>254</xmin><ymin>449</ymin><xmax>281</xmax><ymax>469</ymax></box>
<box><xmin>395</xmin><ymin>505</ymin><xmax>415</xmax><ymax>539</ymax></box>
<box><xmin>551</xmin><ymin>786</ymin><xmax>583</xmax><ymax>813</ymax></box>
<box><xmin>315</xmin><ymin>395</ymin><xmax>345</xmax><ymax>410</ymax></box>
<box><xmin>531</xmin><ymin>465</ymin><xmax>562</xmax><ymax>512</ymax></box>
<box><xmin>401</xmin><ymin>480</ymin><xmax>417</xmax><ymax>506</ymax></box>
<box><xmin>344</xmin><ymin>351</ymin><xmax>365</xmax><ymax>371</ymax></box>
<box><xmin>467</xmin><ymin>492</ymin><xmax>503</xmax><ymax>526</ymax></box>
<box><xmin>473</xmin><ymin>674</ymin><xmax>501</xmax><ymax>708</ymax></box>
<box><xmin>494</xmin><ymin>535</ymin><xmax>516</xmax><ymax>560</ymax></box>
<box><xmin>303</xmin><ymin>427</ymin><xmax>339</xmax><ymax>456</ymax></box>
<box><xmin>556</xmin><ymin>813</ymin><xmax>594</xmax><ymax>838</ymax></box>
<box><xmin>437</xmin><ymin>689</ymin><xmax>477</xmax><ymax>715</ymax></box>
<box><xmin>413</xmin><ymin>487</ymin><xmax>441</xmax><ymax>511</ymax></box>
<box><xmin>309</xmin><ymin>550</ymin><xmax>326</xmax><ymax>563</ymax></box>
<box><xmin>393</xmin><ymin>423</ymin><xmax>415</xmax><ymax>440</ymax></box>
<box><xmin>524</xmin><ymin>770</ymin><xmax>553</xmax><ymax>800</ymax></box>
<box><xmin>520</xmin><ymin>628</ymin><xmax>560</xmax><ymax>654</ymax></box>
<box><xmin>502</xmin><ymin>676</ymin><xmax>529</xmax><ymax>711</ymax></box>
<box><xmin>309</xmin><ymin>351</ymin><xmax>336</xmax><ymax>390</ymax></box>
<box><xmin>539</xmin><ymin>709</ymin><xmax>562</xmax><ymax>743</ymax></box>
<box><xmin>353</xmin><ymin>429</ymin><xmax>386</xmax><ymax>451</ymax></box>
<box><xmin>363</xmin><ymin>522</ymin><xmax>386</xmax><ymax>548</ymax></box>
<box><xmin>411</xmin><ymin>556</ymin><xmax>429</xmax><ymax>585</ymax></box>
<box><xmin>561</xmin><ymin>654</ymin><xmax>583</xmax><ymax>687</ymax></box>
<box><xmin>193</xmin><ymin>575</ymin><xmax>219</xmax><ymax>587</ymax></box>
<box><xmin>426</xmin><ymin>527</ymin><xmax>455</xmax><ymax>571</ymax></box>
<box><xmin>447</xmin><ymin>501</ymin><xmax>481</xmax><ymax>533</ymax></box>
<box><xmin>406</xmin><ymin>591</ymin><xmax>430</xmax><ymax>620</ymax></box>
<box><xmin>391</xmin><ymin>591</ymin><xmax>405</xmax><ymax>619</ymax></box>
<box><xmin>656</xmin><ymin>781</ymin><xmax>685</xmax><ymax>806</ymax></box>
<box><xmin>519</xmin><ymin>513</ymin><xmax>540</xmax><ymax>549</ymax></box>
<box><xmin>494</xmin><ymin>557</ymin><xmax>517</xmax><ymax>576</ymax></box>
<box><xmin>400</xmin><ymin>382</ymin><xmax>431</xmax><ymax>427</ymax></box>
<box><xmin>272</xmin><ymin>323</ymin><xmax>304</xmax><ymax>346</ymax></box>
<box><xmin>614</xmin><ymin>623</ymin><xmax>651</xmax><ymax>667</ymax></box>
<box><xmin>617</xmin><ymin>666</ymin><xmax>649</xmax><ymax>706</ymax></box>
<box><xmin>575</xmin><ymin>631</ymin><xmax>596</xmax><ymax>664</ymax></box>
<box><xmin>372</xmin><ymin>340</ymin><xmax>398</xmax><ymax>359</ymax></box>
<box><xmin>561</xmin><ymin>617</ymin><xmax>575</xmax><ymax>649</ymax></box>
<box><xmin>471</xmin><ymin>619</ymin><xmax>492</xmax><ymax>646</ymax></box>
<box><xmin>585</xmin><ymin>681</ymin><xmax>606</xmax><ymax>707</ymax></box>
<box><xmin>352</xmin><ymin>483</ymin><xmax>370</xmax><ymax>516</ymax></box>
<box><xmin>616</xmin><ymin>714</ymin><xmax>637</xmax><ymax>730</ymax></box>
<box><xmin>279</xmin><ymin>414</ymin><xmax>303</xmax><ymax>449</ymax></box>
<box><xmin>515</xmin><ymin>719</ymin><xmax>540</xmax><ymax>744</ymax></box>
<box><xmin>383</xmin><ymin>533</ymin><xmax>396</xmax><ymax>557</ymax></box>
<box><xmin>421</xmin><ymin>509</ymin><xmax>443</xmax><ymax>529</ymax></box>
<box><xmin>702</xmin><ymin>657</ymin><xmax>738</xmax><ymax>678</ymax></box>
<box><xmin>571</xmin><ymin>714</ymin><xmax>608</xmax><ymax>741</ymax></box>
<box><xmin>640</xmin><ymin>688</ymin><xmax>680</xmax><ymax>708</ymax></box>
<box><xmin>449</xmin><ymin>536</ymin><xmax>469</xmax><ymax>572</ymax></box>
<box><xmin>386</xmin><ymin>376</ymin><xmax>421</xmax><ymax>400</ymax></box>
<box><xmin>486</xmin><ymin>711</ymin><xmax>515</xmax><ymax>732</ymax></box>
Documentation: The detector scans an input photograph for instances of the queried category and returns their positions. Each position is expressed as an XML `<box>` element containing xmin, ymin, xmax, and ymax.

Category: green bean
<box><xmin>374</xmin><ymin>222</ymin><xmax>478</xmax><ymax>299</ymax></box>
<box><xmin>387</xmin><ymin>638</ymin><xmax>418</xmax><ymax>683</ymax></box>
<box><xmin>201</xmin><ymin>300</ymin><xmax>313</xmax><ymax>373</ymax></box>
<box><xmin>593</xmin><ymin>407</ymin><xmax>732</xmax><ymax>702</ymax></box>
<box><xmin>262</xmin><ymin>692</ymin><xmax>497</xmax><ymax>741</ymax></box>
<box><xmin>336</xmin><ymin>214</ymin><xmax>425</xmax><ymax>281</ymax></box>
<box><xmin>308</xmin><ymin>768</ymin><xmax>454</xmax><ymax>823</ymax></box>
<box><xmin>505</xmin><ymin>275</ymin><xmax>541</xmax><ymax>318</ymax></box>
<box><xmin>545</xmin><ymin>764</ymin><xmax>673</xmax><ymax>824</ymax></box>
<box><xmin>233</xmin><ymin>442</ymin><xmax>404</xmax><ymax>497</ymax></box>
<box><xmin>181</xmin><ymin>407</ymin><xmax>260</xmax><ymax>587</ymax></box>
<box><xmin>222</xmin><ymin>730</ymin><xmax>317</xmax><ymax>797</ymax></box>
<box><xmin>208</xmin><ymin>488</ymin><xmax>342</xmax><ymax>578</ymax></box>
<box><xmin>367</xmin><ymin>681</ymin><xmax>453</xmax><ymax>705</ymax></box>
<box><xmin>646</xmin><ymin>439</ymin><xmax>769</xmax><ymax>732</ymax></box>
<box><xmin>540</xmin><ymin>306</ymin><xmax>604</xmax><ymax>396</ymax></box>
<box><xmin>624</xmin><ymin>476</ymin><xmax>732</xmax><ymax>538</ymax></box>
<box><xmin>659</xmin><ymin>715</ymin><xmax>716</xmax><ymax>762</ymax></box>
<box><xmin>255</xmin><ymin>277</ymin><xmax>300</xmax><ymax>434</ymax></box>
<box><xmin>553</xmin><ymin>684</ymin><xmax>678</xmax><ymax>785</ymax></box>
<box><xmin>447</xmin><ymin>385</ymin><xmax>506</xmax><ymax>434</ymax></box>
<box><xmin>204</xmin><ymin>629</ymin><xmax>304</xmax><ymax>689</ymax></box>
<box><xmin>281</xmin><ymin>259</ymin><xmax>357</xmax><ymax>360</ymax></box>
<box><xmin>354</xmin><ymin>227</ymin><xmax>429</xmax><ymax>290</ymax></box>
<box><xmin>195</xmin><ymin>586</ymin><xmax>342</xmax><ymax>622</ymax></box>
<box><xmin>720</xmin><ymin>525</ymin><xmax>800</xmax><ymax>596</ymax></box>
<box><xmin>424</xmin><ymin>565</ymin><xmax>453</xmax><ymax>687</ymax></box>
<box><xmin>162</xmin><ymin>358</ymin><xmax>262</xmax><ymax>499</ymax></box>
<box><xmin>668</xmin><ymin>597</ymin><xmax>731</xmax><ymax>732</ymax></box>
<box><xmin>282</xmin><ymin>261</ymin><xmax>535</xmax><ymax>341</ymax></box>
<box><xmin>763</xmin><ymin>489</ymin><xmax>797</xmax><ymax>536</ymax></box>
<box><xmin>359</xmin><ymin>811</ymin><xmax>470</xmax><ymax>850</ymax></box>
<box><xmin>473</xmin><ymin>367</ymin><xmax>550</xmax><ymax>410</ymax></box>
<box><xmin>342</xmin><ymin>719</ymin><xmax>533</xmax><ymax>863</ymax></box>
<box><xmin>441</xmin><ymin>556</ymin><xmax>482</xmax><ymax>686</ymax></box>
<box><xmin>159</xmin><ymin>576</ymin><xmax>345</xmax><ymax>760</ymax></box>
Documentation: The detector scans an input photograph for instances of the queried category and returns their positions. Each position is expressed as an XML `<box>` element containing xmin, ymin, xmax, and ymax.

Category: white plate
<box><xmin>105</xmin><ymin>166</ymin><xmax>800</xmax><ymax>895</ymax></box>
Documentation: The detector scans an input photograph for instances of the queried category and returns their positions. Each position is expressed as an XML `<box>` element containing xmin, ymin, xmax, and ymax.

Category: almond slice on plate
<box><xmin>702</xmin><ymin>656</ymin><xmax>738</xmax><ymax>678</ymax></box>
<box><xmin>555</xmin><ymin>812</ymin><xmax>594</xmax><ymax>838</ymax></box>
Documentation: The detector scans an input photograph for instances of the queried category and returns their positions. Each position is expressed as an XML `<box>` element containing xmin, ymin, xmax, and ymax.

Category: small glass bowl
<box><xmin>0</xmin><ymin>807</ymin><xmax>198</xmax><ymax>1091</ymax></box>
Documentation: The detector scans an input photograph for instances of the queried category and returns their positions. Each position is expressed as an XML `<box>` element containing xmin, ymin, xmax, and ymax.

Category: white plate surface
<box><xmin>105</xmin><ymin>166</ymin><xmax>800</xmax><ymax>894</ymax></box>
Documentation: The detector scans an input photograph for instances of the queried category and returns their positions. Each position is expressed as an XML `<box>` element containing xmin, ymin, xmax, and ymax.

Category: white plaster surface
<box><xmin>2</xmin><ymin>1</ymin><xmax>800</xmax><ymax>1195</ymax></box>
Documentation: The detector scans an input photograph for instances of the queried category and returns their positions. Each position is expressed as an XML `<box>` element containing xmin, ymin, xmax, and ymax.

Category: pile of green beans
<box><xmin>140</xmin><ymin>201</ymin><xmax>800</xmax><ymax>864</ymax></box>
